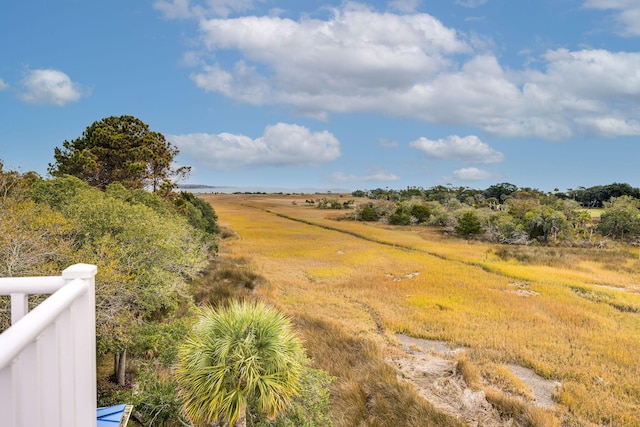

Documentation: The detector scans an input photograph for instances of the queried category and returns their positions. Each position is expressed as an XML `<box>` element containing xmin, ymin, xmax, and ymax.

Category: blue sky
<box><xmin>1</xmin><ymin>0</ymin><xmax>639</xmax><ymax>192</ymax></box>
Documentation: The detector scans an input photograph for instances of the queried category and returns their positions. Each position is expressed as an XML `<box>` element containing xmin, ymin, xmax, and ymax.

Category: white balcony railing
<box><xmin>0</xmin><ymin>264</ymin><xmax>98</xmax><ymax>427</ymax></box>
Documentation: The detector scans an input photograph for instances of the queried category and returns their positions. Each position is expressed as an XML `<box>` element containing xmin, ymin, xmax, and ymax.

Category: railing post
<box><xmin>62</xmin><ymin>263</ymin><xmax>97</xmax><ymax>427</ymax></box>
<box><xmin>10</xmin><ymin>293</ymin><xmax>28</xmax><ymax>325</ymax></box>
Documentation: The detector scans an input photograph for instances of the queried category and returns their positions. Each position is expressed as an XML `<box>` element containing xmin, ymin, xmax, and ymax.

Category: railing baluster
<box><xmin>58</xmin><ymin>308</ymin><xmax>73</xmax><ymax>427</ymax></box>
<box><xmin>17</xmin><ymin>341</ymin><xmax>39</xmax><ymax>426</ymax></box>
<box><xmin>40</xmin><ymin>321</ymin><xmax>61</xmax><ymax>425</ymax></box>
<box><xmin>0</xmin><ymin>365</ymin><xmax>14</xmax><ymax>426</ymax></box>
<box><xmin>10</xmin><ymin>293</ymin><xmax>28</xmax><ymax>325</ymax></box>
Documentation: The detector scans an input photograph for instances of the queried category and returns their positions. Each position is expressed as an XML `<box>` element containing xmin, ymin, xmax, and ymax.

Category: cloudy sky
<box><xmin>1</xmin><ymin>0</ymin><xmax>639</xmax><ymax>192</ymax></box>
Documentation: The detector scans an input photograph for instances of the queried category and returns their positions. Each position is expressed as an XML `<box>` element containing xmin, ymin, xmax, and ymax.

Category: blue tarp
<box><xmin>97</xmin><ymin>404</ymin><xmax>128</xmax><ymax>426</ymax></box>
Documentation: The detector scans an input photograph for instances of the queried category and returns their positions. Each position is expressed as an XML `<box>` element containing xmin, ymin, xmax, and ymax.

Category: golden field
<box><xmin>201</xmin><ymin>193</ymin><xmax>640</xmax><ymax>426</ymax></box>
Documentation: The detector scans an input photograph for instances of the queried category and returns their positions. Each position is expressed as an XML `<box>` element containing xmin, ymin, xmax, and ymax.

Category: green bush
<box><xmin>132</xmin><ymin>369</ymin><xmax>190</xmax><ymax>427</ymax></box>
<box><xmin>410</xmin><ymin>204</ymin><xmax>431</xmax><ymax>223</ymax></box>
<box><xmin>455</xmin><ymin>211</ymin><xmax>482</xmax><ymax>238</ymax></box>
<box><xmin>359</xmin><ymin>203</ymin><xmax>380</xmax><ymax>221</ymax></box>
<box><xmin>248</xmin><ymin>366</ymin><xmax>333</xmax><ymax>427</ymax></box>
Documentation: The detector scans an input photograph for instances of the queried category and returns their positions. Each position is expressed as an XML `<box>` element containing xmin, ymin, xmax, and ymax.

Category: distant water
<box><xmin>179</xmin><ymin>185</ymin><xmax>351</xmax><ymax>194</ymax></box>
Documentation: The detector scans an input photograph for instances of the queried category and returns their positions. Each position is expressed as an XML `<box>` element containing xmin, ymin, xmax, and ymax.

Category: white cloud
<box><xmin>154</xmin><ymin>0</ymin><xmax>191</xmax><ymax>18</ymax></box>
<box><xmin>452</xmin><ymin>167</ymin><xmax>495</xmax><ymax>181</ymax></box>
<box><xmin>536</xmin><ymin>49</ymin><xmax>640</xmax><ymax>100</ymax></box>
<box><xmin>193</xmin><ymin>4</ymin><xmax>470</xmax><ymax>106</ymax></box>
<box><xmin>169</xmin><ymin>123</ymin><xmax>341</xmax><ymax>169</ymax></box>
<box><xmin>410</xmin><ymin>135</ymin><xmax>504</xmax><ymax>164</ymax></box>
<box><xmin>154</xmin><ymin>0</ymin><xmax>261</xmax><ymax>19</ymax></box>
<box><xmin>583</xmin><ymin>0</ymin><xmax>640</xmax><ymax>36</ymax></box>
<box><xmin>182</xmin><ymin>3</ymin><xmax>640</xmax><ymax>140</ymax></box>
<box><xmin>378</xmin><ymin>139</ymin><xmax>399</xmax><ymax>148</ymax></box>
<box><xmin>512</xmin><ymin>48</ymin><xmax>640</xmax><ymax>138</ymax></box>
<box><xmin>575</xmin><ymin>116</ymin><xmax>640</xmax><ymax>137</ymax></box>
<box><xmin>331</xmin><ymin>168</ymin><xmax>400</xmax><ymax>183</ymax></box>
<box><xmin>0</xmin><ymin>78</ymin><xmax>8</xmax><ymax>91</ymax></box>
<box><xmin>388</xmin><ymin>0</ymin><xmax>421</xmax><ymax>13</ymax></box>
<box><xmin>455</xmin><ymin>0</ymin><xmax>488</xmax><ymax>8</ymax></box>
<box><xmin>19</xmin><ymin>69</ymin><xmax>85</xmax><ymax>106</ymax></box>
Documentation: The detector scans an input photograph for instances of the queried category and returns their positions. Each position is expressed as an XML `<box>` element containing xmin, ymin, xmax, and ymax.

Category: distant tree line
<box><xmin>355</xmin><ymin>182</ymin><xmax>640</xmax><ymax>208</ymax></box>
<box><xmin>347</xmin><ymin>182</ymin><xmax>640</xmax><ymax>244</ymax></box>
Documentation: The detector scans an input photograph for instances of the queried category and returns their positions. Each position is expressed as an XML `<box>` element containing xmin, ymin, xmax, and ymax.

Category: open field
<box><xmin>201</xmin><ymin>193</ymin><xmax>640</xmax><ymax>426</ymax></box>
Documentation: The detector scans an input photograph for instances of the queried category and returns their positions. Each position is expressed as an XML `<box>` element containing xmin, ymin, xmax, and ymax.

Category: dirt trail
<box><xmin>392</xmin><ymin>334</ymin><xmax>559</xmax><ymax>426</ymax></box>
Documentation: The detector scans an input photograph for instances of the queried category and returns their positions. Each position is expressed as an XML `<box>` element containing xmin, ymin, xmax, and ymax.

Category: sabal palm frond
<box><xmin>176</xmin><ymin>300</ymin><xmax>304</xmax><ymax>426</ymax></box>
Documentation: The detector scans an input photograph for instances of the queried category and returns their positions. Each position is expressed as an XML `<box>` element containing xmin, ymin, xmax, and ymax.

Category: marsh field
<box><xmin>201</xmin><ymin>193</ymin><xmax>640</xmax><ymax>426</ymax></box>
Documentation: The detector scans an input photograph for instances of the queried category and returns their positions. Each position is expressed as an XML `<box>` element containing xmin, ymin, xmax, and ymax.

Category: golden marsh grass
<box><xmin>202</xmin><ymin>193</ymin><xmax>640</xmax><ymax>426</ymax></box>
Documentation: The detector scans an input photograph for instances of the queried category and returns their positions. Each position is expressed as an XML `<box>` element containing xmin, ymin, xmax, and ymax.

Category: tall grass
<box><xmin>295</xmin><ymin>314</ymin><xmax>465</xmax><ymax>427</ymax></box>
<box><xmin>202</xmin><ymin>194</ymin><xmax>640</xmax><ymax>426</ymax></box>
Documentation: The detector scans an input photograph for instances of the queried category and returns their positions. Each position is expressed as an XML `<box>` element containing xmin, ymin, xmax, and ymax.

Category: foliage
<box><xmin>357</xmin><ymin>202</ymin><xmax>381</xmax><ymax>221</ymax></box>
<box><xmin>29</xmin><ymin>176</ymin><xmax>209</xmax><ymax>381</ymax></box>
<box><xmin>133</xmin><ymin>371</ymin><xmax>190</xmax><ymax>427</ymax></box>
<box><xmin>345</xmin><ymin>180</ymin><xmax>640</xmax><ymax>245</ymax></box>
<box><xmin>410</xmin><ymin>203</ymin><xmax>431</xmax><ymax>223</ymax></box>
<box><xmin>176</xmin><ymin>301</ymin><xmax>306</xmax><ymax>426</ymax></box>
<box><xmin>130</xmin><ymin>319</ymin><xmax>193</xmax><ymax>367</ymax></box>
<box><xmin>483</xmin><ymin>182</ymin><xmax>518</xmax><ymax>203</ymax></box>
<box><xmin>388</xmin><ymin>204</ymin><xmax>412</xmax><ymax>225</ymax></box>
<box><xmin>455</xmin><ymin>210</ymin><xmax>482</xmax><ymax>238</ymax></box>
<box><xmin>0</xmin><ymin>161</ymin><xmax>41</xmax><ymax>202</ymax></box>
<box><xmin>247</xmin><ymin>367</ymin><xmax>333</xmax><ymax>427</ymax></box>
<box><xmin>315</xmin><ymin>197</ymin><xmax>353</xmax><ymax>209</ymax></box>
<box><xmin>523</xmin><ymin>206</ymin><xmax>570</xmax><ymax>243</ymax></box>
<box><xmin>0</xmin><ymin>197</ymin><xmax>76</xmax><ymax>277</ymax></box>
<box><xmin>49</xmin><ymin>115</ymin><xmax>189</xmax><ymax>191</ymax></box>
<box><xmin>571</xmin><ymin>183</ymin><xmax>640</xmax><ymax>208</ymax></box>
<box><xmin>175</xmin><ymin>191</ymin><xmax>220</xmax><ymax>235</ymax></box>
<box><xmin>486</xmin><ymin>213</ymin><xmax>531</xmax><ymax>245</ymax></box>
<box><xmin>0</xmin><ymin>170</ymin><xmax>78</xmax><ymax>331</ymax></box>
<box><xmin>104</xmin><ymin>181</ymin><xmax>176</xmax><ymax>216</ymax></box>
<box><xmin>596</xmin><ymin>196</ymin><xmax>640</xmax><ymax>240</ymax></box>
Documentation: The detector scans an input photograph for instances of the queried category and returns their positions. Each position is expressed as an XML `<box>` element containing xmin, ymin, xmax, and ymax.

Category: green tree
<box><xmin>357</xmin><ymin>203</ymin><xmax>381</xmax><ymax>221</ymax></box>
<box><xmin>486</xmin><ymin>213</ymin><xmax>530</xmax><ymax>244</ymax></box>
<box><xmin>175</xmin><ymin>191</ymin><xmax>220</xmax><ymax>235</ymax></box>
<box><xmin>524</xmin><ymin>206</ymin><xmax>570</xmax><ymax>243</ymax></box>
<box><xmin>30</xmin><ymin>176</ymin><xmax>209</xmax><ymax>385</ymax></box>
<box><xmin>483</xmin><ymin>182</ymin><xmax>517</xmax><ymax>203</ymax></box>
<box><xmin>597</xmin><ymin>196</ymin><xmax>640</xmax><ymax>240</ymax></box>
<box><xmin>49</xmin><ymin>115</ymin><xmax>190</xmax><ymax>191</ymax></box>
<box><xmin>455</xmin><ymin>211</ymin><xmax>482</xmax><ymax>238</ymax></box>
<box><xmin>410</xmin><ymin>204</ymin><xmax>431</xmax><ymax>223</ymax></box>
<box><xmin>388</xmin><ymin>204</ymin><xmax>411</xmax><ymax>225</ymax></box>
<box><xmin>0</xmin><ymin>198</ymin><xmax>75</xmax><ymax>278</ymax></box>
<box><xmin>176</xmin><ymin>301</ymin><xmax>305</xmax><ymax>427</ymax></box>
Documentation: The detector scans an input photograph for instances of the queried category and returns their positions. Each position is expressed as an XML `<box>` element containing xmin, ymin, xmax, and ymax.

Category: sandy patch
<box><xmin>393</xmin><ymin>334</ymin><xmax>506</xmax><ymax>426</ymax></box>
<box><xmin>392</xmin><ymin>334</ymin><xmax>561</xmax><ymax>425</ymax></box>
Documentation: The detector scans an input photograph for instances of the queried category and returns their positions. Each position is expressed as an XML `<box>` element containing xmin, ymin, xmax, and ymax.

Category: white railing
<box><xmin>0</xmin><ymin>264</ymin><xmax>97</xmax><ymax>427</ymax></box>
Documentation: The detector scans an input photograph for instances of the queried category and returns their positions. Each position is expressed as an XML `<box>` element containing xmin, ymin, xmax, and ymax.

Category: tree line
<box><xmin>348</xmin><ymin>182</ymin><xmax>640</xmax><ymax>244</ymax></box>
<box><xmin>354</xmin><ymin>182</ymin><xmax>640</xmax><ymax>209</ymax></box>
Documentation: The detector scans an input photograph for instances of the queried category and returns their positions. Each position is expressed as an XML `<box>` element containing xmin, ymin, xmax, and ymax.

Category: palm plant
<box><xmin>176</xmin><ymin>300</ymin><xmax>305</xmax><ymax>427</ymax></box>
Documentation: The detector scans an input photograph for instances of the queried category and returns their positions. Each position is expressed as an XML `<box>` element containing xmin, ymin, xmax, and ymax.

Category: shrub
<box><xmin>359</xmin><ymin>203</ymin><xmax>381</xmax><ymax>221</ymax></box>
<box><xmin>455</xmin><ymin>211</ymin><xmax>482</xmax><ymax>238</ymax></box>
<box><xmin>410</xmin><ymin>204</ymin><xmax>432</xmax><ymax>223</ymax></box>
<box><xmin>248</xmin><ymin>367</ymin><xmax>333</xmax><ymax>427</ymax></box>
